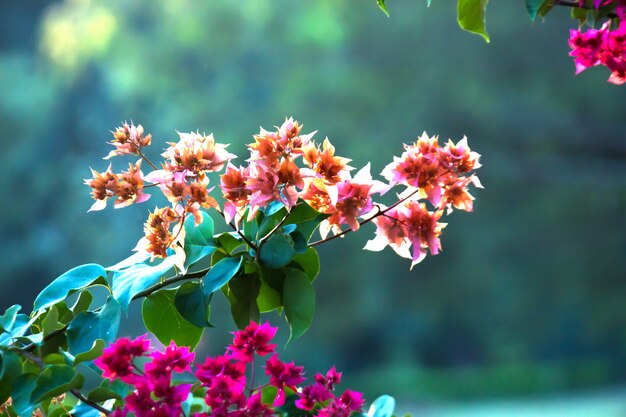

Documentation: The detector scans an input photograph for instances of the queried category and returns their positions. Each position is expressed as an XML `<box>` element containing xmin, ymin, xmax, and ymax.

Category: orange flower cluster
<box><xmin>85</xmin><ymin>119</ymin><xmax>481</xmax><ymax>268</ymax></box>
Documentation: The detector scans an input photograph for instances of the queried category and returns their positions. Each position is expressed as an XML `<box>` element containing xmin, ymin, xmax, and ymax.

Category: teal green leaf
<box><xmin>106</xmin><ymin>251</ymin><xmax>150</xmax><ymax>272</ymax></box>
<box><xmin>0</xmin><ymin>304</ymin><xmax>21</xmax><ymax>333</ymax></box>
<box><xmin>67</xmin><ymin>296</ymin><xmax>121</xmax><ymax>355</ymax></box>
<box><xmin>111</xmin><ymin>257</ymin><xmax>176</xmax><ymax>309</ymax></box>
<box><xmin>31</xmin><ymin>365</ymin><xmax>84</xmax><ymax>403</ymax></box>
<box><xmin>259</xmin><ymin>231</ymin><xmax>296</xmax><ymax>268</ymax></box>
<box><xmin>228</xmin><ymin>273</ymin><xmax>261</xmax><ymax>329</ymax></box>
<box><xmin>242</xmin><ymin>213</ymin><xmax>259</xmax><ymax>242</ymax></box>
<box><xmin>34</xmin><ymin>264</ymin><xmax>106</xmax><ymax>311</ymax></box>
<box><xmin>203</xmin><ymin>256</ymin><xmax>243</xmax><ymax>297</ymax></box>
<box><xmin>183</xmin><ymin>211</ymin><xmax>217</xmax><ymax>270</ymax></box>
<box><xmin>12</xmin><ymin>374</ymin><xmax>38</xmax><ymax>417</ymax></box>
<box><xmin>457</xmin><ymin>0</ymin><xmax>490</xmax><ymax>42</ymax></box>
<box><xmin>367</xmin><ymin>395</ymin><xmax>396</xmax><ymax>417</ymax></box>
<box><xmin>526</xmin><ymin>0</ymin><xmax>553</xmax><ymax>22</ymax></box>
<box><xmin>70</xmin><ymin>401</ymin><xmax>104</xmax><ymax>417</ymax></box>
<box><xmin>291</xmin><ymin>248</ymin><xmax>320</xmax><ymax>281</ymax></box>
<box><xmin>283</xmin><ymin>267</ymin><xmax>315</xmax><ymax>341</ymax></box>
<box><xmin>0</xmin><ymin>350</ymin><xmax>22</xmax><ymax>404</ymax></box>
<box><xmin>285</xmin><ymin>201</ymin><xmax>325</xmax><ymax>225</ymax></box>
<box><xmin>175</xmin><ymin>282</ymin><xmax>211</xmax><ymax>328</ymax></box>
<box><xmin>142</xmin><ymin>289</ymin><xmax>203</xmax><ymax>349</ymax></box>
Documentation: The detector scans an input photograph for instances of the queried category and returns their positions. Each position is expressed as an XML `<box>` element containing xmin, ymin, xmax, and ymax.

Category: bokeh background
<box><xmin>2</xmin><ymin>0</ymin><xmax>626</xmax><ymax>415</ymax></box>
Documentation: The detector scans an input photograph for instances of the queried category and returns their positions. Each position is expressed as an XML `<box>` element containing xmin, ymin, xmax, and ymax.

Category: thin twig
<box><xmin>214</xmin><ymin>210</ymin><xmax>258</xmax><ymax>250</ymax></box>
<box><xmin>308</xmin><ymin>188</ymin><xmax>421</xmax><ymax>247</ymax></box>
<box><xmin>257</xmin><ymin>209</ymin><xmax>291</xmax><ymax>250</ymax></box>
<box><xmin>14</xmin><ymin>349</ymin><xmax>111</xmax><ymax>415</ymax></box>
<box><xmin>137</xmin><ymin>149</ymin><xmax>159</xmax><ymax>170</ymax></box>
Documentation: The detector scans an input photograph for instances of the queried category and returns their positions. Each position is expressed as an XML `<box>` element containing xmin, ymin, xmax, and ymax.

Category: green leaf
<box><xmin>142</xmin><ymin>289</ymin><xmax>203</xmax><ymax>349</ymax></box>
<box><xmin>377</xmin><ymin>0</ymin><xmax>390</xmax><ymax>17</ymax></box>
<box><xmin>0</xmin><ymin>305</ymin><xmax>21</xmax><ymax>333</ymax></box>
<box><xmin>285</xmin><ymin>201</ymin><xmax>325</xmax><ymax>225</ymax></box>
<box><xmin>258</xmin><ymin>268</ymin><xmax>283</xmax><ymax>312</ymax></box>
<box><xmin>242</xmin><ymin>213</ymin><xmax>259</xmax><ymax>243</ymax></box>
<box><xmin>111</xmin><ymin>257</ymin><xmax>176</xmax><ymax>309</ymax></box>
<box><xmin>290</xmin><ymin>248</ymin><xmax>320</xmax><ymax>281</ymax></box>
<box><xmin>175</xmin><ymin>282</ymin><xmax>211</xmax><ymax>328</ymax></box>
<box><xmin>67</xmin><ymin>296</ymin><xmax>121</xmax><ymax>355</ymax></box>
<box><xmin>70</xmin><ymin>401</ymin><xmax>104</xmax><ymax>417</ymax></box>
<box><xmin>70</xmin><ymin>291</ymin><xmax>93</xmax><ymax>315</ymax></box>
<box><xmin>87</xmin><ymin>386</ymin><xmax>122</xmax><ymax>402</ymax></box>
<box><xmin>0</xmin><ymin>350</ymin><xmax>22</xmax><ymax>404</ymax></box>
<box><xmin>525</xmin><ymin>0</ymin><xmax>543</xmax><ymax>21</ymax></box>
<box><xmin>34</xmin><ymin>264</ymin><xmax>106</xmax><ymax>311</ymax></box>
<box><xmin>259</xmin><ymin>231</ymin><xmax>296</xmax><ymax>268</ymax></box>
<box><xmin>12</xmin><ymin>373</ymin><xmax>38</xmax><ymax>417</ymax></box>
<box><xmin>42</xmin><ymin>305</ymin><xmax>63</xmax><ymax>337</ymax></box>
<box><xmin>31</xmin><ymin>365</ymin><xmax>84</xmax><ymax>403</ymax></box>
<box><xmin>537</xmin><ymin>0</ymin><xmax>554</xmax><ymax>18</ymax></box>
<box><xmin>571</xmin><ymin>7</ymin><xmax>588</xmax><ymax>25</ymax></box>
<box><xmin>183</xmin><ymin>211</ymin><xmax>217</xmax><ymax>270</ymax></box>
<box><xmin>457</xmin><ymin>0</ymin><xmax>490</xmax><ymax>42</ymax></box>
<box><xmin>217</xmin><ymin>232</ymin><xmax>245</xmax><ymax>254</ymax></box>
<box><xmin>228</xmin><ymin>273</ymin><xmax>261</xmax><ymax>329</ymax></box>
<box><xmin>74</xmin><ymin>339</ymin><xmax>105</xmax><ymax>365</ymax></box>
<box><xmin>282</xmin><ymin>267</ymin><xmax>315</xmax><ymax>341</ymax></box>
<box><xmin>202</xmin><ymin>256</ymin><xmax>243</xmax><ymax>297</ymax></box>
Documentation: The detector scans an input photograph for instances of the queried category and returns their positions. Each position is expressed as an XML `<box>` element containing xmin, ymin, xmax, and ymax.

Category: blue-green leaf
<box><xmin>111</xmin><ymin>257</ymin><xmax>176</xmax><ymax>309</ymax></box>
<box><xmin>142</xmin><ymin>289</ymin><xmax>203</xmax><ymax>349</ymax></box>
<box><xmin>183</xmin><ymin>211</ymin><xmax>217</xmax><ymax>270</ymax></box>
<box><xmin>217</xmin><ymin>232</ymin><xmax>245</xmax><ymax>255</ymax></box>
<box><xmin>0</xmin><ymin>304</ymin><xmax>21</xmax><ymax>333</ymax></box>
<box><xmin>283</xmin><ymin>267</ymin><xmax>315</xmax><ymax>341</ymax></box>
<box><xmin>0</xmin><ymin>350</ymin><xmax>22</xmax><ymax>404</ymax></box>
<box><xmin>457</xmin><ymin>0</ymin><xmax>490</xmax><ymax>42</ymax></box>
<box><xmin>259</xmin><ymin>231</ymin><xmax>296</xmax><ymax>268</ymax></box>
<box><xmin>228</xmin><ymin>272</ymin><xmax>261</xmax><ymax>329</ymax></box>
<box><xmin>377</xmin><ymin>0</ymin><xmax>390</xmax><ymax>17</ymax></box>
<box><xmin>202</xmin><ymin>256</ymin><xmax>243</xmax><ymax>297</ymax></box>
<box><xmin>31</xmin><ymin>365</ymin><xmax>84</xmax><ymax>403</ymax></box>
<box><xmin>12</xmin><ymin>373</ymin><xmax>38</xmax><ymax>417</ymax></box>
<box><xmin>67</xmin><ymin>296</ymin><xmax>121</xmax><ymax>356</ymax></box>
<box><xmin>291</xmin><ymin>248</ymin><xmax>320</xmax><ymax>281</ymax></box>
<box><xmin>175</xmin><ymin>282</ymin><xmax>211</xmax><ymax>328</ymax></box>
<box><xmin>367</xmin><ymin>395</ymin><xmax>396</xmax><ymax>417</ymax></box>
<box><xmin>34</xmin><ymin>264</ymin><xmax>107</xmax><ymax>311</ymax></box>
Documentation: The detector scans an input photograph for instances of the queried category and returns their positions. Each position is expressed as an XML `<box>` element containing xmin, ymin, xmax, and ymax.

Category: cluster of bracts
<box><xmin>85</xmin><ymin>118</ymin><xmax>481</xmax><ymax>268</ymax></box>
<box><xmin>569</xmin><ymin>0</ymin><xmax>626</xmax><ymax>84</ymax></box>
<box><xmin>95</xmin><ymin>322</ymin><xmax>364</xmax><ymax>417</ymax></box>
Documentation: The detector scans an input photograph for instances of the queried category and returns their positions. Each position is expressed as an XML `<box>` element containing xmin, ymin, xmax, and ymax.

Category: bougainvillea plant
<box><xmin>0</xmin><ymin>118</ymin><xmax>480</xmax><ymax>416</ymax></box>
<box><xmin>377</xmin><ymin>0</ymin><xmax>626</xmax><ymax>84</ymax></box>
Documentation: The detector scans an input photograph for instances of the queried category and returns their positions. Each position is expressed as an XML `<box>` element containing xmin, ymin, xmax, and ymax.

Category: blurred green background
<box><xmin>2</xmin><ymin>0</ymin><xmax>626</xmax><ymax>415</ymax></box>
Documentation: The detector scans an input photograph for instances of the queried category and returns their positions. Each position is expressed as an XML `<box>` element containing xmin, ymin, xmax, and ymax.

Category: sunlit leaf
<box><xmin>34</xmin><ymin>264</ymin><xmax>107</xmax><ymax>311</ymax></box>
<box><xmin>142</xmin><ymin>289</ymin><xmax>203</xmax><ymax>349</ymax></box>
<box><xmin>457</xmin><ymin>0</ymin><xmax>490</xmax><ymax>42</ymax></box>
<box><xmin>111</xmin><ymin>257</ymin><xmax>176</xmax><ymax>309</ymax></box>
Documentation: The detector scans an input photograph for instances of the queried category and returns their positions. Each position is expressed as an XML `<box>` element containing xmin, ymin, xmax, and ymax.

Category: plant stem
<box><xmin>308</xmin><ymin>188</ymin><xmax>420</xmax><ymax>247</ymax></box>
<box><xmin>14</xmin><ymin>349</ymin><xmax>111</xmax><ymax>415</ymax></box>
<box><xmin>137</xmin><ymin>149</ymin><xmax>159</xmax><ymax>170</ymax></box>
<box><xmin>257</xmin><ymin>210</ymin><xmax>291</xmax><ymax>250</ymax></box>
<box><xmin>214</xmin><ymin>209</ymin><xmax>258</xmax><ymax>250</ymax></box>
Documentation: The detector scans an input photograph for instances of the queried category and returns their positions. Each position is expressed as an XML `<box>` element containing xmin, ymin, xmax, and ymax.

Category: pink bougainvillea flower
<box><xmin>195</xmin><ymin>354</ymin><xmax>247</xmax><ymax>395</ymax></box>
<box><xmin>220</xmin><ymin>163</ymin><xmax>252</xmax><ymax>224</ymax></box>
<box><xmin>399</xmin><ymin>201</ymin><xmax>446</xmax><ymax>268</ymax></box>
<box><xmin>114</xmin><ymin>160</ymin><xmax>151</xmax><ymax>209</ymax></box>
<box><xmin>139</xmin><ymin>206</ymin><xmax>179</xmax><ymax>258</ymax></box>
<box><xmin>317</xmin><ymin>390</ymin><xmax>365</xmax><ymax>417</ymax></box>
<box><xmin>227</xmin><ymin>321</ymin><xmax>277</xmax><ymax>362</ymax></box>
<box><xmin>84</xmin><ymin>164</ymin><xmax>118</xmax><ymax>211</ymax></box>
<box><xmin>302</xmin><ymin>138</ymin><xmax>353</xmax><ymax>184</ymax></box>
<box><xmin>94</xmin><ymin>335</ymin><xmax>150</xmax><ymax>384</ymax></box>
<box><xmin>145</xmin><ymin>341</ymin><xmax>195</xmax><ymax>380</ymax></box>
<box><xmin>295</xmin><ymin>383</ymin><xmax>333</xmax><ymax>411</ymax></box>
<box><xmin>316</xmin><ymin>366</ymin><xmax>342</xmax><ymax>390</ymax></box>
<box><xmin>162</xmin><ymin>131</ymin><xmax>236</xmax><ymax>174</ymax></box>
<box><xmin>265</xmin><ymin>355</ymin><xmax>305</xmax><ymax>407</ymax></box>
<box><xmin>104</xmin><ymin>122</ymin><xmax>152</xmax><ymax>160</ymax></box>
<box><xmin>440</xmin><ymin>176</ymin><xmax>482</xmax><ymax>214</ymax></box>
<box><xmin>323</xmin><ymin>163</ymin><xmax>387</xmax><ymax>236</ymax></box>
<box><xmin>569</xmin><ymin>24</ymin><xmax>609</xmax><ymax>74</ymax></box>
<box><xmin>440</xmin><ymin>136</ymin><xmax>482</xmax><ymax>174</ymax></box>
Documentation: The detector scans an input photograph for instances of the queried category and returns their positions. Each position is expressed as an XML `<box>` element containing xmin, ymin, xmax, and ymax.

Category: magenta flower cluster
<box><xmin>569</xmin><ymin>1</ymin><xmax>626</xmax><ymax>84</ymax></box>
<box><xmin>94</xmin><ymin>322</ymin><xmax>364</xmax><ymax>417</ymax></box>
